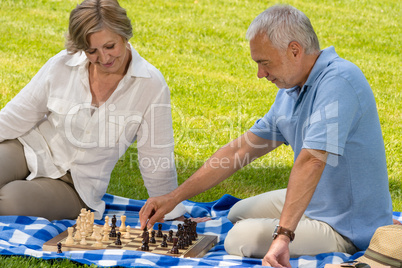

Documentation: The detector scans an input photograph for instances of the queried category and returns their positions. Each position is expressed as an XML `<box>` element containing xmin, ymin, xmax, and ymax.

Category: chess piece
<box><xmin>156</xmin><ymin>223</ymin><xmax>163</xmax><ymax>237</ymax></box>
<box><xmin>111</xmin><ymin>215</ymin><xmax>117</xmax><ymax>228</ymax></box>
<box><xmin>120</xmin><ymin>215</ymin><xmax>126</xmax><ymax>232</ymax></box>
<box><xmin>65</xmin><ymin>227</ymin><xmax>75</xmax><ymax>246</ymax></box>
<box><xmin>170</xmin><ymin>237</ymin><xmax>179</xmax><ymax>254</ymax></box>
<box><xmin>104</xmin><ymin>216</ymin><xmax>110</xmax><ymax>230</ymax></box>
<box><xmin>141</xmin><ymin>232</ymin><xmax>150</xmax><ymax>251</ymax></box>
<box><xmin>167</xmin><ymin>230</ymin><xmax>173</xmax><ymax>242</ymax></box>
<box><xmin>141</xmin><ymin>241</ymin><xmax>149</xmax><ymax>251</ymax></box>
<box><xmin>191</xmin><ymin>221</ymin><xmax>198</xmax><ymax>239</ymax></box>
<box><xmin>141</xmin><ymin>226</ymin><xmax>148</xmax><ymax>238</ymax></box>
<box><xmin>150</xmin><ymin>230</ymin><xmax>156</xmax><ymax>244</ymax></box>
<box><xmin>124</xmin><ymin>226</ymin><xmax>131</xmax><ymax>239</ymax></box>
<box><xmin>91</xmin><ymin>225</ymin><xmax>98</xmax><ymax>238</ymax></box>
<box><xmin>115</xmin><ymin>232</ymin><xmax>122</xmax><ymax>245</ymax></box>
<box><xmin>142</xmin><ymin>231</ymin><xmax>149</xmax><ymax>244</ymax></box>
<box><xmin>80</xmin><ymin>231</ymin><xmax>87</xmax><ymax>245</ymax></box>
<box><xmin>74</xmin><ymin>216</ymin><xmax>81</xmax><ymax>240</ymax></box>
<box><xmin>57</xmin><ymin>242</ymin><xmax>62</xmax><ymax>254</ymax></box>
<box><xmin>160</xmin><ymin>234</ymin><xmax>168</xmax><ymax>247</ymax></box>
<box><xmin>102</xmin><ymin>232</ymin><xmax>109</xmax><ymax>241</ymax></box>
<box><xmin>94</xmin><ymin>234</ymin><xmax>103</xmax><ymax>248</ymax></box>
<box><xmin>109</xmin><ymin>225</ymin><xmax>117</xmax><ymax>238</ymax></box>
<box><xmin>176</xmin><ymin>224</ymin><xmax>182</xmax><ymax>237</ymax></box>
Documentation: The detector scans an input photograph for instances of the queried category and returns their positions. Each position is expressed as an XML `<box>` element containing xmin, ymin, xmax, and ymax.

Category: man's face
<box><xmin>250</xmin><ymin>33</ymin><xmax>303</xmax><ymax>89</ymax></box>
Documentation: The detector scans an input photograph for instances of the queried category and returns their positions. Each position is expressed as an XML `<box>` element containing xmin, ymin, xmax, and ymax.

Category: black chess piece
<box><xmin>142</xmin><ymin>231</ymin><xmax>149</xmax><ymax>244</ymax></box>
<box><xmin>156</xmin><ymin>223</ymin><xmax>163</xmax><ymax>237</ymax></box>
<box><xmin>115</xmin><ymin>232</ymin><xmax>122</xmax><ymax>245</ymax></box>
<box><xmin>57</xmin><ymin>242</ymin><xmax>62</xmax><ymax>254</ymax></box>
<box><xmin>111</xmin><ymin>215</ymin><xmax>117</xmax><ymax>228</ymax></box>
<box><xmin>160</xmin><ymin>234</ymin><xmax>168</xmax><ymax>247</ymax></box>
<box><xmin>191</xmin><ymin>221</ymin><xmax>198</xmax><ymax>239</ymax></box>
<box><xmin>150</xmin><ymin>230</ymin><xmax>156</xmax><ymax>244</ymax></box>
<box><xmin>141</xmin><ymin>230</ymin><xmax>150</xmax><ymax>251</ymax></box>
<box><xmin>170</xmin><ymin>237</ymin><xmax>179</xmax><ymax>254</ymax></box>
<box><xmin>141</xmin><ymin>241</ymin><xmax>149</xmax><ymax>251</ymax></box>
<box><xmin>167</xmin><ymin>230</ymin><xmax>173</xmax><ymax>242</ymax></box>
<box><xmin>187</xmin><ymin>234</ymin><xmax>192</xmax><ymax>246</ymax></box>
<box><xmin>109</xmin><ymin>225</ymin><xmax>117</xmax><ymax>237</ymax></box>
<box><xmin>176</xmin><ymin>224</ymin><xmax>182</xmax><ymax>237</ymax></box>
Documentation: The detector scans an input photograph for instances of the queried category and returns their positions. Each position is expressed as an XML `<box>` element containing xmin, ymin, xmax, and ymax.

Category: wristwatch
<box><xmin>272</xmin><ymin>225</ymin><xmax>295</xmax><ymax>242</ymax></box>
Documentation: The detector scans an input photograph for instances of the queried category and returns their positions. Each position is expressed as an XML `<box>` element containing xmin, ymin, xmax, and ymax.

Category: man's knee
<box><xmin>224</xmin><ymin>218</ymin><xmax>276</xmax><ymax>258</ymax></box>
<box><xmin>227</xmin><ymin>189</ymin><xmax>286</xmax><ymax>223</ymax></box>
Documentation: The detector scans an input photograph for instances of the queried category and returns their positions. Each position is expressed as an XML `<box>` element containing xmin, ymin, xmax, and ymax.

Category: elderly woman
<box><xmin>0</xmin><ymin>0</ymin><xmax>185</xmax><ymax>221</ymax></box>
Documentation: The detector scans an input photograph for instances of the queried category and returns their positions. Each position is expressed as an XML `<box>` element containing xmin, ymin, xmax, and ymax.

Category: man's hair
<box><xmin>246</xmin><ymin>5</ymin><xmax>320</xmax><ymax>55</ymax></box>
<box><xmin>65</xmin><ymin>0</ymin><xmax>132</xmax><ymax>54</ymax></box>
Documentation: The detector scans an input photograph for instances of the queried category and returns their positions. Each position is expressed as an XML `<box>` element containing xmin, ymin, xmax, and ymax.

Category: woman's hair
<box><xmin>246</xmin><ymin>5</ymin><xmax>320</xmax><ymax>55</ymax></box>
<box><xmin>65</xmin><ymin>0</ymin><xmax>133</xmax><ymax>53</ymax></box>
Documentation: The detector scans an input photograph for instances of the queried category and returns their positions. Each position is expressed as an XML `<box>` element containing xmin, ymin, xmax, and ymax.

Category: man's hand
<box><xmin>139</xmin><ymin>194</ymin><xmax>176</xmax><ymax>230</ymax></box>
<box><xmin>262</xmin><ymin>236</ymin><xmax>291</xmax><ymax>267</ymax></box>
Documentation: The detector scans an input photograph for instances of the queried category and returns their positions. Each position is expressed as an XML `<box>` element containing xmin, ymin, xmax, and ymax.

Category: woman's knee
<box><xmin>0</xmin><ymin>180</ymin><xmax>32</xmax><ymax>216</ymax></box>
<box><xmin>0</xmin><ymin>139</ymin><xmax>29</xmax><ymax>187</ymax></box>
<box><xmin>0</xmin><ymin>179</ymin><xmax>83</xmax><ymax>221</ymax></box>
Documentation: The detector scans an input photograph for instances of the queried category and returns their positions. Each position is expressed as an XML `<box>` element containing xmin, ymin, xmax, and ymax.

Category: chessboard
<box><xmin>43</xmin><ymin>210</ymin><xmax>217</xmax><ymax>258</ymax></box>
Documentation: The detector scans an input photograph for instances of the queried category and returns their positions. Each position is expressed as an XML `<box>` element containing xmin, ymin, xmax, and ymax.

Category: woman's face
<box><xmin>85</xmin><ymin>29</ymin><xmax>130</xmax><ymax>75</ymax></box>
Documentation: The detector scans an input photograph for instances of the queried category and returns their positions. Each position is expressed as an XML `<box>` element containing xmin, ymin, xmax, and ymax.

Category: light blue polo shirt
<box><xmin>250</xmin><ymin>46</ymin><xmax>393</xmax><ymax>250</ymax></box>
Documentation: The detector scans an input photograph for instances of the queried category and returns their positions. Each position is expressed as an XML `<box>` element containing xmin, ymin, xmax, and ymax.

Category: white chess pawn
<box><xmin>102</xmin><ymin>232</ymin><xmax>109</xmax><ymax>241</ymax></box>
<box><xmin>91</xmin><ymin>225</ymin><xmax>98</xmax><ymax>238</ymax></box>
<box><xmin>80</xmin><ymin>231</ymin><xmax>87</xmax><ymax>245</ymax></box>
<box><xmin>124</xmin><ymin>225</ymin><xmax>131</xmax><ymax>239</ymax></box>
<box><xmin>65</xmin><ymin>227</ymin><xmax>75</xmax><ymax>246</ymax></box>
<box><xmin>120</xmin><ymin>215</ymin><xmax>127</xmax><ymax>232</ymax></box>
<box><xmin>103</xmin><ymin>216</ymin><xmax>110</xmax><ymax>231</ymax></box>
<box><xmin>74</xmin><ymin>219</ymin><xmax>82</xmax><ymax>240</ymax></box>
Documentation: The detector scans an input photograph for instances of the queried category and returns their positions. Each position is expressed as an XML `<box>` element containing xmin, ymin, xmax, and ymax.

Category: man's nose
<box><xmin>257</xmin><ymin>65</ymin><xmax>268</xmax><ymax>79</ymax></box>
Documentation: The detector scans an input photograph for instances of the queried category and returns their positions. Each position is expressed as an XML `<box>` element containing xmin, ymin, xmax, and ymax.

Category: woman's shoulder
<box><xmin>45</xmin><ymin>50</ymin><xmax>86</xmax><ymax>68</ymax></box>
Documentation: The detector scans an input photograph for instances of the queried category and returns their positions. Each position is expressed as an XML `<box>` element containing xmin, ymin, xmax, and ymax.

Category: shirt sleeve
<box><xmin>0</xmin><ymin>57</ymin><xmax>54</xmax><ymax>142</ymax></box>
<box><xmin>302</xmin><ymin>75</ymin><xmax>361</xmax><ymax>156</ymax></box>
<box><xmin>249</xmin><ymin>103</ymin><xmax>288</xmax><ymax>144</ymax></box>
<box><xmin>135</xmin><ymin>78</ymin><xmax>187</xmax><ymax>219</ymax></box>
<box><xmin>134</xmin><ymin>71</ymin><xmax>179</xmax><ymax>197</ymax></box>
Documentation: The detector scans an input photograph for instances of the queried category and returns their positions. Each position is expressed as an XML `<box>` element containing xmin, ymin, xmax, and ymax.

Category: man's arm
<box><xmin>263</xmin><ymin>148</ymin><xmax>328</xmax><ymax>267</ymax></box>
<box><xmin>140</xmin><ymin>130</ymin><xmax>283</xmax><ymax>229</ymax></box>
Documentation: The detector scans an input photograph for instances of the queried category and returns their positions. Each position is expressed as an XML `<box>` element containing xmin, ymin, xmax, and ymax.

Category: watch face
<box><xmin>272</xmin><ymin>225</ymin><xmax>279</xmax><ymax>239</ymax></box>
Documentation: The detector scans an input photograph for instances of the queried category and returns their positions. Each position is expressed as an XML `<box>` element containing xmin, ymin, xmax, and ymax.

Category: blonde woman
<box><xmin>0</xmin><ymin>0</ymin><xmax>185</xmax><ymax>221</ymax></box>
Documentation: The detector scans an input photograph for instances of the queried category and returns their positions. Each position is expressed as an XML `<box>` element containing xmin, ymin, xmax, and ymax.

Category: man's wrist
<box><xmin>272</xmin><ymin>225</ymin><xmax>295</xmax><ymax>242</ymax></box>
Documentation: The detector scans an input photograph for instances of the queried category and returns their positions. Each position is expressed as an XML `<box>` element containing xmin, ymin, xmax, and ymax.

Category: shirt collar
<box><xmin>304</xmin><ymin>46</ymin><xmax>339</xmax><ymax>87</ymax></box>
<box><xmin>285</xmin><ymin>46</ymin><xmax>339</xmax><ymax>98</ymax></box>
<box><xmin>65</xmin><ymin>43</ymin><xmax>152</xmax><ymax>78</ymax></box>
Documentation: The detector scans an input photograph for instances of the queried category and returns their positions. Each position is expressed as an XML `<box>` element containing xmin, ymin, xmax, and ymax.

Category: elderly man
<box><xmin>140</xmin><ymin>4</ymin><xmax>393</xmax><ymax>267</ymax></box>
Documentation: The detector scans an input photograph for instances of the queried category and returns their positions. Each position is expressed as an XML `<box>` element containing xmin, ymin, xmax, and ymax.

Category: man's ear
<box><xmin>288</xmin><ymin>41</ymin><xmax>303</xmax><ymax>58</ymax></box>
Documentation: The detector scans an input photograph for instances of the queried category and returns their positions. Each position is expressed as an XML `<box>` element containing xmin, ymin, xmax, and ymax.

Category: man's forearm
<box><xmin>279</xmin><ymin>148</ymin><xmax>328</xmax><ymax>232</ymax></box>
<box><xmin>169</xmin><ymin>131</ymin><xmax>281</xmax><ymax>204</ymax></box>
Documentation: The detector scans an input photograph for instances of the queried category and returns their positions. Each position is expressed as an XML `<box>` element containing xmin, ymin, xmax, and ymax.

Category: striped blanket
<box><xmin>0</xmin><ymin>193</ymin><xmax>400</xmax><ymax>267</ymax></box>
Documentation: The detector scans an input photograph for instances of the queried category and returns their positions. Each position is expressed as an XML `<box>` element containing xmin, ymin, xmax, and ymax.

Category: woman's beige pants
<box><xmin>0</xmin><ymin>139</ymin><xmax>86</xmax><ymax>221</ymax></box>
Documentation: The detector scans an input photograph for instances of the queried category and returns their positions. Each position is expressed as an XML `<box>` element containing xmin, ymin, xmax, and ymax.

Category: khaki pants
<box><xmin>0</xmin><ymin>139</ymin><xmax>86</xmax><ymax>221</ymax></box>
<box><xmin>224</xmin><ymin>189</ymin><xmax>357</xmax><ymax>258</ymax></box>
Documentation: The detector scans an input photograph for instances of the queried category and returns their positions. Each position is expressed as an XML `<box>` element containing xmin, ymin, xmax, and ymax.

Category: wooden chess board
<box><xmin>43</xmin><ymin>225</ymin><xmax>218</xmax><ymax>258</ymax></box>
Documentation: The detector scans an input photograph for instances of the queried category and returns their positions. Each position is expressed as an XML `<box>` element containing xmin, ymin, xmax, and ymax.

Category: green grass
<box><xmin>0</xmin><ymin>0</ymin><xmax>401</xmax><ymax>266</ymax></box>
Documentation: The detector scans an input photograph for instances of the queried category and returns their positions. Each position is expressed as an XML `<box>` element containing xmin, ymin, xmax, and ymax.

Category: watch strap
<box><xmin>273</xmin><ymin>225</ymin><xmax>295</xmax><ymax>242</ymax></box>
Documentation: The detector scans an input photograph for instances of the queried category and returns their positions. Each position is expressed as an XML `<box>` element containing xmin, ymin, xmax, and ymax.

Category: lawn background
<box><xmin>0</xmin><ymin>0</ymin><xmax>401</xmax><ymax>266</ymax></box>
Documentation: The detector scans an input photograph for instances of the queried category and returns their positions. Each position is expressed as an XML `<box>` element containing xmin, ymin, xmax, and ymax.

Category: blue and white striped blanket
<box><xmin>0</xmin><ymin>193</ymin><xmax>400</xmax><ymax>267</ymax></box>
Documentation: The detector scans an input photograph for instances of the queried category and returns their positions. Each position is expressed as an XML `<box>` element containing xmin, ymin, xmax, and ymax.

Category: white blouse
<box><xmin>0</xmin><ymin>45</ymin><xmax>185</xmax><ymax>219</ymax></box>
